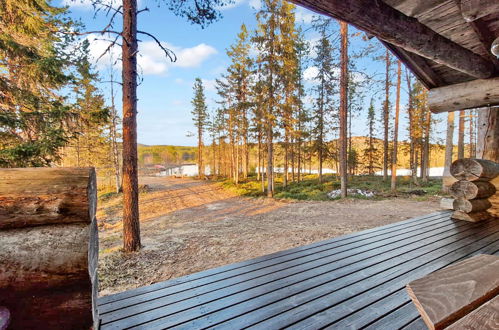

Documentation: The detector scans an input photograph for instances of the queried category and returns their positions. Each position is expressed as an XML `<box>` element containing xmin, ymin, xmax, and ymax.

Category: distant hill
<box><xmin>138</xmin><ymin>137</ymin><xmax>467</xmax><ymax>171</ymax></box>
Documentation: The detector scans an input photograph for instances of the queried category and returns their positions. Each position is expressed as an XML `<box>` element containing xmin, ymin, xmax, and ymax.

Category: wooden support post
<box><xmin>0</xmin><ymin>168</ymin><xmax>98</xmax><ymax>329</ymax></box>
<box><xmin>477</xmin><ymin>107</ymin><xmax>499</xmax><ymax>217</ymax></box>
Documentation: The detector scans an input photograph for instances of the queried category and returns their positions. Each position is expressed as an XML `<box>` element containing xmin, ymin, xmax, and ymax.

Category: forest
<box><xmin>1</xmin><ymin>0</ymin><xmax>476</xmax><ymax>252</ymax></box>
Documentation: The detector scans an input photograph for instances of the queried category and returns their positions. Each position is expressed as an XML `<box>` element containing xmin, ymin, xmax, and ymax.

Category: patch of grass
<box><xmin>215</xmin><ymin>174</ymin><xmax>444</xmax><ymax>202</ymax></box>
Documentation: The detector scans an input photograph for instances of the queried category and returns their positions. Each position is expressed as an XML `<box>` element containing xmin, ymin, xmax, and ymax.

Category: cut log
<box><xmin>286</xmin><ymin>0</ymin><xmax>494</xmax><ymax>79</ymax></box>
<box><xmin>0</xmin><ymin>168</ymin><xmax>96</xmax><ymax>229</ymax></box>
<box><xmin>449</xmin><ymin>180</ymin><xmax>496</xmax><ymax>199</ymax></box>
<box><xmin>451</xmin><ymin>210</ymin><xmax>492</xmax><ymax>222</ymax></box>
<box><xmin>452</xmin><ymin>198</ymin><xmax>492</xmax><ymax>213</ymax></box>
<box><xmin>446</xmin><ymin>295</ymin><xmax>499</xmax><ymax>330</ymax></box>
<box><xmin>428</xmin><ymin>78</ymin><xmax>499</xmax><ymax>113</ymax></box>
<box><xmin>450</xmin><ymin>158</ymin><xmax>499</xmax><ymax>182</ymax></box>
<box><xmin>406</xmin><ymin>254</ymin><xmax>499</xmax><ymax>330</ymax></box>
<box><xmin>440</xmin><ymin>198</ymin><xmax>455</xmax><ymax>210</ymax></box>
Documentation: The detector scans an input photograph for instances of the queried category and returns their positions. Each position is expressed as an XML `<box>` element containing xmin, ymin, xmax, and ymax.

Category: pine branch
<box><xmin>137</xmin><ymin>30</ymin><xmax>177</xmax><ymax>62</ymax></box>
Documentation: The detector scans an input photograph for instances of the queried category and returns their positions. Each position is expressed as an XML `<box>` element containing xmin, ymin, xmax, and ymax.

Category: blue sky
<box><xmin>62</xmin><ymin>0</ymin><xmax>448</xmax><ymax>146</ymax></box>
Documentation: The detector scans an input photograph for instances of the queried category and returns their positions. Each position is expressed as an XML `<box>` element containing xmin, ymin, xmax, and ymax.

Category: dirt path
<box><xmin>98</xmin><ymin>176</ymin><xmax>440</xmax><ymax>296</ymax></box>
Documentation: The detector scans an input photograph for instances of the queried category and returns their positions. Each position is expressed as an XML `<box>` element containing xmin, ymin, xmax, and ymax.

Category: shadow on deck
<box><xmin>97</xmin><ymin>211</ymin><xmax>499</xmax><ymax>329</ymax></box>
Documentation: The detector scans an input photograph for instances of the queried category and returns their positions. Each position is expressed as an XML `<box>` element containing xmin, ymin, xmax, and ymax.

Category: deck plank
<box><xmin>98</xmin><ymin>212</ymin><xmax>449</xmax><ymax>305</ymax></box>
<box><xmin>97</xmin><ymin>212</ymin><xmax>499</xmax><ymax>330</ymax></box>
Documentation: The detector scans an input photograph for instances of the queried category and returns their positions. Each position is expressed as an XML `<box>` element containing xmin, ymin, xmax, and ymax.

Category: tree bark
<box><xmin>122</xmin><ymin>0</ymin><xmax>141</xmax><ymax>252</ymax></box>
<box><xmin>383</xmin><ymin>49</ymin><xmax>391</xmax><ymax>181</ymax></box>
<box><xmin>443</xmin><ymin>111</ymin><xmax>456</xmax><ymax>192</ymax></box>
<box><xmin>458</xmin><ymin>110</ymin><xmax>465</xmax><ymax>159</ymax></box>
<box><xmin>339</xmin><ymin>22</ymin><xmax>348</xmax><ymax>198</ymax></box>
<box><xmin>391</xmin><ymin>61</ymin><xmax>401</xmax><ymax>192</ymax></box>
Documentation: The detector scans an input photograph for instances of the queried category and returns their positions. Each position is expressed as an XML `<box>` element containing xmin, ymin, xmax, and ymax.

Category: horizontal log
<box><xmin>0</xmin><ymin>168</ymin><xmax>96</xmax><ymax>229</ymax></box>
<box><xmin>287</xmin><ymin>0</ymin><xmax>494</xmax><ymax>79</ymax></box>
<box><xmin>453</xmin><ymin>198</ymin><xmax>492</xmax><ymax>213</ymax></box>
<box><xmin>428</xmin><ymin>78</ymin><xmax>499</xmax><ymax>113</ymax></box>
<box><xmin>451</xmin><ymin>210</ymin><xmax>492</xmax><ymax>222</ymax></box>
<box><xmin>450</xmin><ymin>159</ymin><xmax>499</xmax><ymax>181</ymax></box>
<box><xmin>449</xmin><ymin>181</ymin><xmax>497</xmax><ymax>199</ymax></box>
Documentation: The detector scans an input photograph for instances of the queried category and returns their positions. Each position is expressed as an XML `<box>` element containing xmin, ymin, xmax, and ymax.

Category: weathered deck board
<box><xmin>98</xmin><ymin>211</ymin><xmax>499</xmax><ymax>330</ymax></box>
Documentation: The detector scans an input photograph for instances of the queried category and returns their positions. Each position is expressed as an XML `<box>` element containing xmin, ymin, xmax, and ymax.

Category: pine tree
<box><xmin>192</xmin><ymin>78</ymin><xmax>209</xmax><ymax>178</ymax></box>
<box><xmin>0</xmin><ymin>0</ymin><xmax>76</xmax><ymax>167</ymax></box>
<box><xmin>382</xmin><ymin>49</ymin><xmax>392</xmax><ymax>181</ymax></box>
<box><xmin>253</xmin><ymin>0</ymin><xmax>285</xmax><ymax>197</ymax></box>
<box><xmin>364</xmin><ymin>99</ymin><xmax>378</xmax><ymax>175</ymax></box>
<box><xmin>339</xmin><ymin>21</ymin><xmax>348</xmax><ymax>198</ymax></box>
<box><xmin>311</xmin><ymin>17</ymin><xmax>336</xmax><ymax>184</ymax></box>
<box><xmin>390</xmin><ymin>60</ymin><xmax>401</xmax><ymax>191</ymax></box>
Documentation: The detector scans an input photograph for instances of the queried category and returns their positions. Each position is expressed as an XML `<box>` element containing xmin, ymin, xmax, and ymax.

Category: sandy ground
<box><xmin>97</xmin><ymin>176</ymin><xmax>440</xmax><ymax>296</ymax></box>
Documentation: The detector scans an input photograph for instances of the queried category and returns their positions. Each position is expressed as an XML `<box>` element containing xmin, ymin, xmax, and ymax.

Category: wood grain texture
<box><xmin>451</xmin><ymin>210</ymin><xmax>492</xmax><ymax>222</ymax></box>
<box><xmin>428</xmin><ymin>78</ymin><xmax>499</xmax><ymax>113</ymax></box>
<box><xmin>447</xmin><ymin>295</ymin><xmax>499</xmax><ymax>329</ymax></box>
<box><xmin>286</xmin><ymin>0</ymin><xmax>495</xmax><ymax>79</ymax></box>
<box><xmin>406</xmin><ymin>254</ymin><xmax>499</xmax><ymax>330</ymax></box>
<box><xmin>450</xmin><ymin>159</ymin><xmax>499</xmax><ymax>182</ymax></box>
<box><xmin>453</xmin><ymin>198</ymin><xmax>492</xmax><ymax>213</ymax></box>
<box><xmin>450</xmin><ymin>180</ymin><xmax>496</xmax><ymax>200</ymax></box>
<box><xmin>0</xmin><ymin>167</ymin><xmax>96</xmax><ymax>229</ymax></box>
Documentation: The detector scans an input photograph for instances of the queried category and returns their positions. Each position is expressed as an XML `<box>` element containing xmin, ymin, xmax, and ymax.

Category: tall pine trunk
<box><xmin>383</xmin><ymin>50</ymin><xmax>391</xmax><ymax>181</ymax></box>
<box><xmin>442</xmin><ymin>111</ymin><xmax>455</xmax><ymax>192</ymax></box>
<box><xmin>390</xmin><ymin>61</ymin><xmax>401</xmax><ymax>192</ymax></box>
<box><xmin>458</xmin><ymin>110</ymin><xmax>465</xmax><ymax>159</ymax></box>
<box><xmin>122</xmin><ymin>0</ymin><xmax>141</xmax><ymax>252</ymax></box>
<box><xmin>422</xmin><ymin>110</ymin><xmax>431</xmax><ymax>183</ymax></box>
<box><xmin>339</xmin><ymin>22</ymin><xmax>348</xmax><ymax>198</ymax></box>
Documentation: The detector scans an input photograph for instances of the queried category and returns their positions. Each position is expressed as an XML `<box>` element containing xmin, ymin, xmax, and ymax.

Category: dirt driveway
<box><xmin>98</xmin><ymin>176</ymin><xmax>440</xmax><ymax>296</ymax></box>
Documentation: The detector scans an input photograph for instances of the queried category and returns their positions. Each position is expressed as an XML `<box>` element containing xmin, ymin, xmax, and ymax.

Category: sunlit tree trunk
<box><xmin>390</xmin><ymin>61</ymin><xmax>401</xmax><ymax>192</ymax></box>
<box><xmin>458</xmin><ymin>110</ymin><xmax>465</xmax><ymax>159</ymax></box>
<box><xmin>443</xmin><ymin>111</ymin><xmax>455</xmax><ymax>192</ymax></box>
<box><xmin>122</xmin><ymin>0</ymin><xmax>141</xmax><ymax>252</ymax></box>
<box><xmin>383</xmin><ymin>49</ymin><xmax>391</xmax><ymax>181</ymax></box>
<box><xmin>339</xmin><ymin>21</ymin><xmax>348</xmax><ymax>198</ymax></box>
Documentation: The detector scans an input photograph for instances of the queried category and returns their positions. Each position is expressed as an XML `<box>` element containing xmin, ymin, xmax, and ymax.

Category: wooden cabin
<box><xmin>0</xmin><ymin>0</ymin><xmax>498</xmax><ymax>329</ymax></box>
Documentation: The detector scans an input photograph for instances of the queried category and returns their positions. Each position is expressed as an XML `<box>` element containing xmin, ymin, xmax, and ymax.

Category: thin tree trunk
<box><xmin>339</xmin><ymin>22</ymin><xmax>348</xmax><ymax>198</ymax></box>
<box><xmin>469</xmin><ymin>111</ymin><xmax>475</xmax><ymax>158</ymax></box>
<box><xmin>122</xmin><ymin>0</ymin><xmax>141</xmax><ymax>252</ymax></box>
<box><xmin>458</xmin><ymin>110</ymin><xmax>465</xmax><ymax>159</ymax></box>
<box><xmin>443</xmin><ymin>111</ymin><xmax>455</xmax><ymax>192</ymax></box>
<box><xmin>422</xmin><ymin>110</ymin><xmax>431</xmax><ymax>183</ymax></box>
<box><xmin>383</xmin><ymin>49</ymin><xmax>391</xmax><ymax>181</ymax></box>
<box><xmin>391</xmin><ymin>61</ymin><xmax>401</xmax><ymax>192</ymax></box>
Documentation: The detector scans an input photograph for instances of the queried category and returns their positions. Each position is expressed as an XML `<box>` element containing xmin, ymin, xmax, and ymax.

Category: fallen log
<box><xmin>453</xmin><ymin>198</ymin><xmax>492</xmax><ymax>213</ymax></box>
<box><xmin>449</xmin><ymin>180</ymin><xmax>496</xmax><ymax>200</ymax></box>
<box><xmin>450</xmin><ymin>159</ymin><xmax>499</xmax><ymax>182</ymax></box>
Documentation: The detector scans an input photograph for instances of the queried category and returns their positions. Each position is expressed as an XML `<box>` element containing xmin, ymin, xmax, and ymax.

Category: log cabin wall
<box><xmin>0</xmin><ymin>168</ymin><xmax>98</xmax><ymax>329</ymax></box>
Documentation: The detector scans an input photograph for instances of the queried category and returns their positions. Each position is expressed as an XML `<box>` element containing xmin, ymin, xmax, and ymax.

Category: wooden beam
<box><xmin>428</xmin><ymin>77</ymin><xmax>499</xmax><ymax>113</ymax></box>
<box><xmin>382</xmin><ymin>41</ymin><xmax>444</xmax><ymax>89</ymax></box>
<box><xmin>460</xmin><ymin>0</ymin><xmax>499</xmax><ymax>22</ymax></box>
<box><xmin>454</xmin><ymin>0</ymin><xmax>499</xmax><ymax>68</ymax></box>
<box><xmin>288</xmin><ymin>0</ymin><xmax>495</xmax><ymax>79</ymax></box>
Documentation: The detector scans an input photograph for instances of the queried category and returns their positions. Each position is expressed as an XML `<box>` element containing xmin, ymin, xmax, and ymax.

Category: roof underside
<box><xmin>384</xmin><ymin>0</ymin><xmax>499</xmax><ymax>88</ymax></box>
<box><xmin>294</xmin><ymin>0</ymin><xmax>499</xmax><ymax>89</ymax></box>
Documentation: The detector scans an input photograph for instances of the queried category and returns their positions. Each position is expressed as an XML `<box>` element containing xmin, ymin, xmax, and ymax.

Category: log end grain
<box><xmin>451</xmin><ymin>210</ymin><xmax>493</xmax><ymax>222</ymax></box>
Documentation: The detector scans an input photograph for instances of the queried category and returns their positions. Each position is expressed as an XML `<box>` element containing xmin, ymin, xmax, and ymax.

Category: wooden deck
<box><xmin>97</xmin><ymin>211</ymin><xmax>499</xmax><ymax>329</ymax></box>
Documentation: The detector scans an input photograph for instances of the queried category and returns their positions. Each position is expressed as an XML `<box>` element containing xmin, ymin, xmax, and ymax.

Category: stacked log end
<box><xmin>0</xmin><ymin>168</ymin><xmax>98</xmax><ymax>329</ymax></box>
<box><xmin>449</xmin><ymin>159</ymin><xmax>499</xmax><ymax>222</ymax></box>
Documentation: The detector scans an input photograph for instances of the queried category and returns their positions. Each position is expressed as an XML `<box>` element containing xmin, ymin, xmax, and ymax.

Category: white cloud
<box><xmin>295</xmin><ymin>7</ymin><xmax>315</xmax><ymax>24</ymax></box>
<box><xmin>248</xmin><ymin>0</ymin><xmax>261</xmax><ymax>10</ymax></box>
<box><xmin>62</xmin><ymin>0</ymin><xmax>121</xmax><ymax>10</ymax></box>
<box><xmin>85</xmin><ymin>34</ymin><xmax>217</xmax><ymax>76</ymax></box>
<box><xmin>303</xmin><ymin>66</ymin><xmax>319</xmax><ymax>82</ymax></box>
<box><xmin>217</xmin><ymin>0</ymin><xmax>246</xmax><ymax>10</ymax></box>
